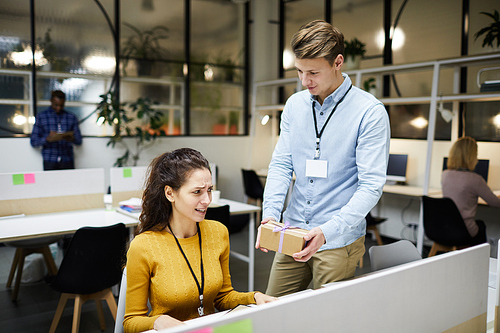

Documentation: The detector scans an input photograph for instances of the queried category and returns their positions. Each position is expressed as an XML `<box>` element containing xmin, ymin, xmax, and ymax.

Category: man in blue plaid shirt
<box><xmin>30</xmin><ymin>90</ymin><xmax>82</xmax><ymax>170</ymax></box>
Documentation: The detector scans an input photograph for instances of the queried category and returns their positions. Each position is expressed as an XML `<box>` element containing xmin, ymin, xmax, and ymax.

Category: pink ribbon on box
<box><xmin>273</xmin><ymin>221</ymin><xmax>293</xmax><ymax>253</ymax></box>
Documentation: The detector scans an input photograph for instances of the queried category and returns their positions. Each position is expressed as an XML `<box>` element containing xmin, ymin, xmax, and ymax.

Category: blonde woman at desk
<box><xmin>442</xmin><ymin>136</ymin><xmax>500</xmax><ymax>245</ymax></box>
<box><xmin>123</xmin><ymin>148</ymin><xmax>276</xmax><ymax>333</ymax></box>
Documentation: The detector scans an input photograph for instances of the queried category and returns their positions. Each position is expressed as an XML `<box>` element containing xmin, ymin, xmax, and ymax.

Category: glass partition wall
<box><xmin>277</xmin><ymin>0</ymin><xmax>500</xmax><ymax>142</ymax></box>
<box><xmin>0</xmin><ymin>0</ymin><xmax>249</xmax><ymax>137</ymax></box>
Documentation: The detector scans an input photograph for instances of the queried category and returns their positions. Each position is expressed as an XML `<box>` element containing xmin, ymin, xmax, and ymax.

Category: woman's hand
<box><xmin>254</xmin><ymin>292</ymin><xmax>279</xmax><ymax>305</ymax></box>
<box><xmin>153</xmin><ymin>315</ymin><xmax>184</xmax><ymax>330</ymax></box>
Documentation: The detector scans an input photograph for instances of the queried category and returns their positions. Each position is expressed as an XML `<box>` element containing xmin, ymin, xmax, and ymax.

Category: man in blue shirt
<box><xmin>30</xmin><ymin>90</ymin><xmax>82</xmax><ymax>170</ymax></box>
<box><xmin>255</xmin><ymin>20</ymin><xmax>390</xmax><ymax>296</ymax></box>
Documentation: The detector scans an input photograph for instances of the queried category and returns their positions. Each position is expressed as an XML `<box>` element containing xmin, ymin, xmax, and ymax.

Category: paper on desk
<box><xmin>119</xmin><ymin>197</ymin><xmax>143</xmax><ymax>207</ymax></box>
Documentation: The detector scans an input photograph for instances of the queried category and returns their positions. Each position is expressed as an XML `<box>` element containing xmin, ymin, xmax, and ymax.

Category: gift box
<box><xmin>260</xmin><ymin>221</ymin><xmax>309</xmax><ymax>256</ymax></box>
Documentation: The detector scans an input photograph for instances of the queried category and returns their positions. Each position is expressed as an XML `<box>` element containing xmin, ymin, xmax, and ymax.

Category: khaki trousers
<box><xmin>265</xmin><ymin>236</ymin><xmax>365</xmax><ymax>297</ymax></box>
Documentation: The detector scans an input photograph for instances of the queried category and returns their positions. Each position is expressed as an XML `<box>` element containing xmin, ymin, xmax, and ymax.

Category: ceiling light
<box><xmin>437</xmin><ymin>101</ymin><xmax>454</xmax><ymax>123</ymax></box>
<box><xmin>376</xmin><ymin>27</ymin><xmax>405</xmax><ymax>51</ymax></box>
<box><xmin>492</xmin><ymin>113</ymin><xmax>500</xmax><ymax>128</ymax></box>
<box><xmin>410</xmin><ymin>116</ymin><xmax>428</xmax><ymax>129</ymax></box>
<box><xmin>260</xmin><ymin>115</ymin><xmax>270</xmax><ymax>126</ymax></box>
<box><xmin>9</xmin><ymin>45</ymin><xmax>47</xmax><ymax>66</ymax></box>
<box><xmin>13</xmin><ymin>114</ymin><xmax>27</xmax><ymax>126</ymax></box>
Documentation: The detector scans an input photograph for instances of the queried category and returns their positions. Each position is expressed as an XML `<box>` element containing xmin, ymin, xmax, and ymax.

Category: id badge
<box><xmin>306</xmin><ymin>159</ymin><xmax>328</xmax><ymax>178</ymax></box>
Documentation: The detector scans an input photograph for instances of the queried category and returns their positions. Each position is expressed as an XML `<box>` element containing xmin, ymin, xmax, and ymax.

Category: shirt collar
<box><xmin>309</xmin><ymin>73</ymin><xmax>352</xmax><ymax>105</ymax></box>
<box><xmin>49</xmin><ymin>107</ymin><xmax>65</xmax><ymax>116</ymax></box>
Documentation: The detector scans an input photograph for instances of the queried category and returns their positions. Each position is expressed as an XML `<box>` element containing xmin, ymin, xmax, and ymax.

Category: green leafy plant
<box><xmin>474</xmin><ymin>9</ymin><xmax>500</xmax><ymax>48</ymax></box>
<box><xmin>38</xmin><ymin>28</ymin><xmax>57</xmax><ymax>64</ymax></box>
<box><xmin>344</xmin><ymin>37</ymin><xmax>366</xmax><ymax>61</ymax></box>
<box><xmin>121</xmin><ymin>23</ymin><xmax>169</xmax><ymax>75</ymax></box>
<box><xmin>96</xmin><ymin>91</ymin><xmax>166</xmax><ymax>166</ymax></box>
<box><xmin>363</xmin><ymin>77</ymin><xmax>376</xmax><ymax>91</ymax></box>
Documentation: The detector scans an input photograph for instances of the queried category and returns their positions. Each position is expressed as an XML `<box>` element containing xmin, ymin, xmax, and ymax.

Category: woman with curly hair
<box><xmin>123</xmin><ymin>148</ymin><xmax>276</xmax><ymax>332</ymax></box>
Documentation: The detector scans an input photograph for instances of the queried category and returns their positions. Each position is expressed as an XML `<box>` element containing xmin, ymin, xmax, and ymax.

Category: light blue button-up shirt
<box><xmin>263</xmin><ymin>74</ymin><xmax>390</xmax><ymax>251</ymax></box>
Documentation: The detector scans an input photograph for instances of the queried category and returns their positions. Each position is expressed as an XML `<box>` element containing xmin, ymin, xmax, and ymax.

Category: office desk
<box><xmin>117</xmin><ymin>198</ymin><xmax>261</xmax><ymax>291</ymax></box>
<box><xmin>0</xmin><ymin>209</ymin><xmax>139</xmax><ymax>243</ymax></box>
<box><xmin>383</xmin><ymin>184</ymin><xmax>441</xmax><ymax>197</ymax></box>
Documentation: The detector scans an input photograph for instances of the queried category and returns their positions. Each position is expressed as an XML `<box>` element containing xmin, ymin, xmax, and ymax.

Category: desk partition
<box><xmin>165</xmin><ymin>244</ymin><xmax>490</xmax><ymax>333</ymax></box>
<box><xmin>109</xmin><ymin>166</ymin><xmax>147</xmax><ymax>207</ymax></box>
<box><xmin>0</xmin><ymin>168</ymin><xmax>105</xmax><ymax>216</ymax></box>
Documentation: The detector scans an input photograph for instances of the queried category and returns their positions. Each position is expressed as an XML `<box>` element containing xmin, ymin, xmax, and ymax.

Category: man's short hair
<box><xmin>291</xmin><ymin>20</ymin><xmax>344</xmax><ymax>66</ymax></box>
<box><xmin>51</xmin><ymin>90</ymin><xmax>66</xmax><ymax>100</ymax></box>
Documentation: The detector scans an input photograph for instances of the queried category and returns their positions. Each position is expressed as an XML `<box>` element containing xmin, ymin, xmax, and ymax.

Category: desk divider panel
<box><xmin>166</xmin><ymin>244</ymin><xmax>490</xmax><ymax>333</ymax></box>
<box><xmin>110</xmin><ymin>166</ymin><xmax>147</xmax><ymax>207</ymax></box>
<box><xmin>0</xmin><ymin>168</ymin><xmax>105</xmax><ymax>216</ymax></box>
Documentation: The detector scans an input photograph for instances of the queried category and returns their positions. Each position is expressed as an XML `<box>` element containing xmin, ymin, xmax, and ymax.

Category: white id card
<box><xmin>306</xmin><ymin>159</ymin><xmax>328</xmax><ymax>178</ymax></box>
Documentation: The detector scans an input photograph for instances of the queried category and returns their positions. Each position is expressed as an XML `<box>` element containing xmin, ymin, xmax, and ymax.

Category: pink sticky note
<box><xmin>189</xmin><ymin>328</ymin><xmax>213</xmax><ymax>333</ymax></box>
<box><xmin>24</xmin><ymin>173</ymin><xmax>36</xmax><ymax>184</ymax></box>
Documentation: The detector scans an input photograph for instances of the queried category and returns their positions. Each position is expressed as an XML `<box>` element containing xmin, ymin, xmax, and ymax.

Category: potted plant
<box><xmin>96</xmin><ymin>90</ymin><xmax>166</xmax><ymax>166</ymax></box>
<box><xmin>363</xmin><ymin>77</ymin><xmax>377</xmax><ymax>95</ymax></box>
<box><xmin>343</xmin><ymin>37</ymin><xmax>366</xmax><ymax>70</ymax></box>
<box><xmin>121</xmin><ymin>23</ymin><xmax>169</xmax><ymax>76</ymax></box>
<box><xmin>474</xmin><ymin>9</ymin><xmax>500</xmax><ymax>48</ymax></box>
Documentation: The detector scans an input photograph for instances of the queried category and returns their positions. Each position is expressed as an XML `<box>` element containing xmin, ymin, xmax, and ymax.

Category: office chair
<box><xmin>241</xmin><ymin>169</ymin><xmax>264</xmax><ymax>225</ymax></box>
<box><xmin>241</xmin><ymin>169</ymin><xmax>264</xmax><ymax>204</ymax></box>
<box><xmin>366</xmin><ymin>212</ymin><xmax>386</xmax><ymax>246</ymax></box>
<box><xmin>48</xmin><ymin>223</ymin><xmax>128</xmax><ymax>333</ymax></box>
<box><xmin>359</xmin><ymin>212</ymin><xmax>387</xmax><ymax>268</ymax></box>
<box><xmin>114</xmin><ymin>266</ymin><xmax>152</xmax><ymax>333</ymax></box>
<box><xmin>114</xmin><ymin>268</ymin><xmax>127</xmax><ymax>333</ymax></box>
<box><xmin>422</xmin><ymin>196</ymin><xmax>474</xmax><ymax>257</ymax></box>
<box><xmin>5</xmin><ymin>235</ymin><xmax>62</xmax><ymax>301</ymax></box>
<box><xmin>369</xmin><ymin>240</ymin><xmax>422</xmax><ymax>271</ymax></box>
<box><xmin>205</xmin><ymin>205</ymin><xmax>248</xmax><ymax>234</ymax></box>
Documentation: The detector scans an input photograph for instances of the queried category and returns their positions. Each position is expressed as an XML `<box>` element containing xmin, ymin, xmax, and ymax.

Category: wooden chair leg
<box><xmin>49</xmin><ymin>293</ymin><xmax>70</xmax><ymax>333</ymax></box>
<box><xmin>103</xmin><ymin>289</ymin><xmax>118</xmax><ymax>320</ymax></box>
<box><xmin>373</xmin><ymin>228</ymin><xmax>384</xmax><ymax>246</ymax></box>
<box><xmin>6</xmin><ymin>248</ymin><xmax>21</xmax><ymax>288</ymax></box>
<box><xmin>428</xmin><ymin>244</ymin><xmax>438</xmax><ymax>257</ymax></box>
<box><xmin>72</xmin><ymin>295</ymin><xmax>83</xmax><ymax>333</ymax></box>
<box><xmin>12</xmin><ymin>248</ymin><xmax>27</xmax><ymax>301</ymax></box>
<box><xmin>41</xmin><ymin>245</ymin><xmax>58</xmax><ymax>276</ymax></box>
<box><xmin>95</xmin><ymin>299</ymin><xmax>106</xmax><ymax>331</ymax></box>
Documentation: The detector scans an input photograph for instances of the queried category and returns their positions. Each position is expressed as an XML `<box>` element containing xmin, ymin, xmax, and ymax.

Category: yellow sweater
<box><xmin>123</xmin><ymin>219</ymin><xmax>256</xmax><ymax>333</ymax></box>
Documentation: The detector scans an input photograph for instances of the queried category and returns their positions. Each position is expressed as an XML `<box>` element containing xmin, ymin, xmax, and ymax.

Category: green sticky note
<box><xmin>214</xmin><ymin>319</ymin><xmax>252</xmax><ymax>333</ymax></box>
<box><xmin>12</xmin><ymin>174</ymin><xmax>24</xmax><ymax>185</ymax></box>
<box><xmin>123</xmin><ymin>168</ymin><xmax>132</xmax><ymax>178</ymax></box>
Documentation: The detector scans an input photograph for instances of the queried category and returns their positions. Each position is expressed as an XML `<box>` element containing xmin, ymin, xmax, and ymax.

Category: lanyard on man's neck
<box><xmin>312</xmin><ymin>84</ymin><xmax>352</xmax><ymax>159</ymax></box>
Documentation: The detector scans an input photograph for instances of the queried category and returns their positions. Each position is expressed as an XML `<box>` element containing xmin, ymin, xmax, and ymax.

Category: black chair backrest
<box><xmin>422</xmin><ymin>196</ymin><xmax>473</xmax><ymax>247</ymax></box>
<box><xmin>241</xmin><ymin>169</ymin><xmax>264</xmax><ymax>200</ymax></box>
<box><xmin>205</xmin><ymin>205</ymin><xmax>248</xmax><ymax>234</ymax></box>
<box><xmin>205</xmin><ymin>205</ymin><xmax>230</xmax><ymax>228</ymax></box>
<box><xmin>50</xmin><ymin>223</ymin><xmax>128</xmax><ymax>294</ymax></box>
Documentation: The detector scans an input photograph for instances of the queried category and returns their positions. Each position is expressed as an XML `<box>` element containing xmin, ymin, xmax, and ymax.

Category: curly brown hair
<box><xmin>136</xmin><ymin>148</ymin><xmax>211</xmax><ymax>235</ymax></box>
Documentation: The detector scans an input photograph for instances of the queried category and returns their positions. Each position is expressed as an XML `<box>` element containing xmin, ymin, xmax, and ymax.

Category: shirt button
<box><xmin>307</xmin><ymin>201</ymin><xmax>310</xmax><ymax>204</ymax></box>
<box><xmin>310</xmin><ymin>179</ymin><xmax>313</xmax><ymax>183</ymax></box>
<box><xmin>320</xmin><ymin>112</ymin><xmax>324</xmax><ymax>115</ymax></box>
<box><xmin>306</xmin><ymin>221</ymin><xmax>309</xmax><ymax>224</ymax></box>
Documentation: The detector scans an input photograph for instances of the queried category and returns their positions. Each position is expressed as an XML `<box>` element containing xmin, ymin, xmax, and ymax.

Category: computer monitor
<box><xmin>442</xmin><ymin>157</ymin><xmax>489</xmax><ymax>183</ymax></box>
<box><xmin>386</xmin><ymin>154</ymin><xmax>408</xmax><ymax>184</ymax></box>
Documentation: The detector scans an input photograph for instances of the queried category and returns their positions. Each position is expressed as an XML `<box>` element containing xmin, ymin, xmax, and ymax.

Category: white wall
<box><xmin>0</xmin><ymin>136</ymin><xmax>253</xmax><ymax>204</ymax></box>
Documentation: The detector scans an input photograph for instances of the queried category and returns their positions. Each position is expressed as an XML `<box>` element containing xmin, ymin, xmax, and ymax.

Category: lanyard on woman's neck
<box><xmin>168</xmin><ymin>223</ymin><xmax>205</xmax><ymax>316</ymax></box>
<box><xmin>312</xmin><ymin>85</ymin><xmax>352</xmax><ymax>159</ymax></box>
